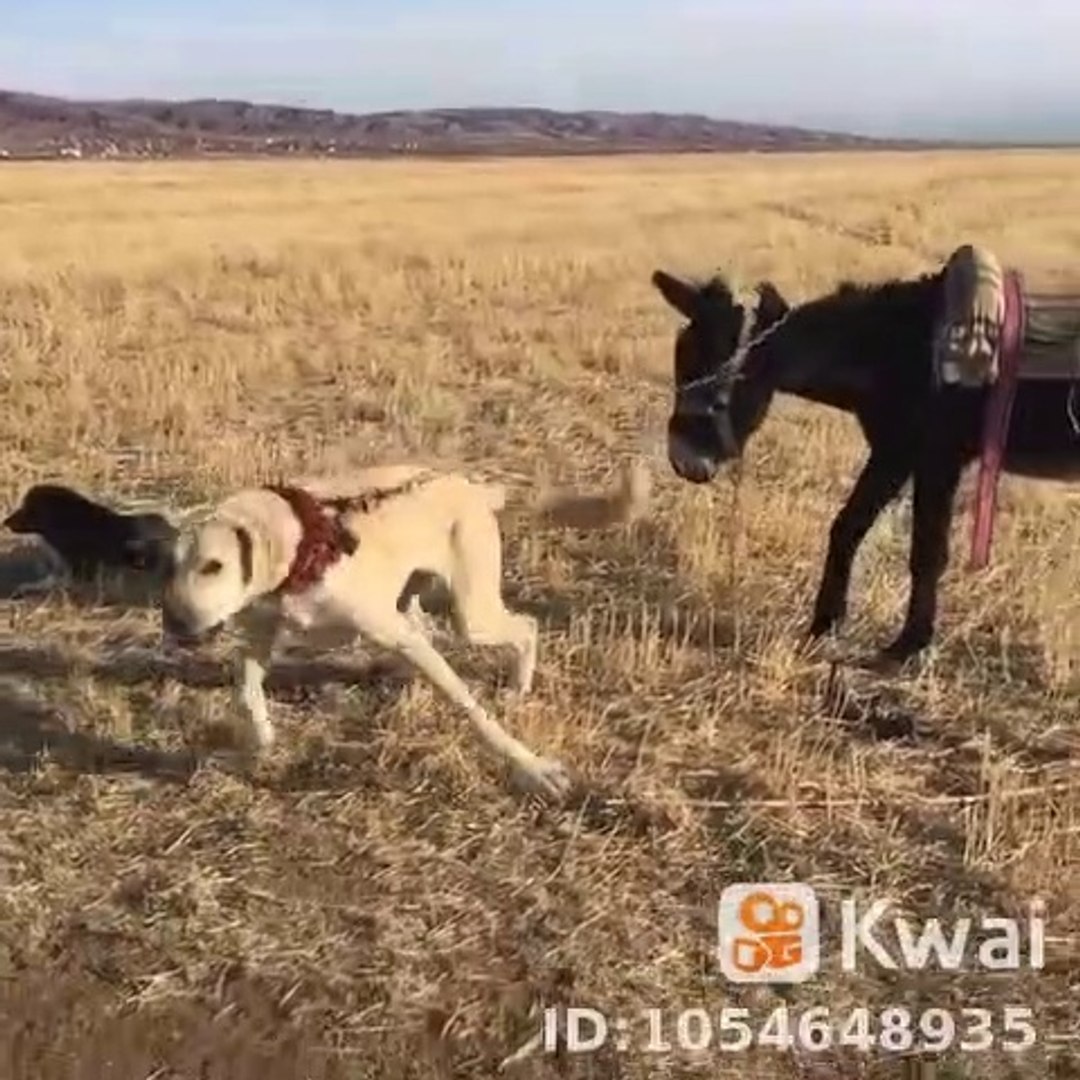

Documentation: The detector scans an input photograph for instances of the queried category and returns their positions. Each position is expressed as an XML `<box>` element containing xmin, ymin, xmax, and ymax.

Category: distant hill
<box><xmin>0</xmin><ymin>90</ymin><xmax>934</xmax><ymax>160</ymax></box>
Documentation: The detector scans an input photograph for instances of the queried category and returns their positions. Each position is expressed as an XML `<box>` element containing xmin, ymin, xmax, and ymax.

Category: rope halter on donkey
<box><xmin>667</xmin><ymin>282</ymin><xmax>794</xmax><ymax>648</ymax></box>
<box><xmin>676</xmin><ymin>285</ymin><xmax>796</xmax><ymax>400</ymax></box>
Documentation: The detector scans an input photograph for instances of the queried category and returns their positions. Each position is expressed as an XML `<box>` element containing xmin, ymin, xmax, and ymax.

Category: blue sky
<box><xmin>3</xmin><ymin>0</ymin><xmax>1079</xmax><ymax>139</ymax></box>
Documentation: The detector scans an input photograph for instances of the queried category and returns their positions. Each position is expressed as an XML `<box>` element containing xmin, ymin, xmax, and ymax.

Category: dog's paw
<box><xmin>202</xmin><ymin>744</ymin><xmax>272</xmax><ymax>778</ymax></box>
<box><xmin>505</xmin><ymin>669</ymin><xmax>535</xmax><ymax>699</ymax></box>
<box><xmin>514</xmin><ymin>662</ymin><xmax>536</xmax><ymax>697</ymax></box>
<box><xmin>512</xmin><ymin>755</ymin><xmax>573</xmax><ymax>802</ymax></box>
<box><xmin>10</xmin><ymin>574</ymin><xmax>63</xmax><ymax>600</ymax></box>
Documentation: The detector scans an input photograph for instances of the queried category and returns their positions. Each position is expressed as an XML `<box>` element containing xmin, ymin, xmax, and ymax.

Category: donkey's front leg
<box><xmin>809</xmin><ymin>449</ymin><xmax>911</xmax><ymax>638</ymax></box>
<box><xmin>881</xmin><ymin>451</ymin><xmax>965</xmax><ymax>661</ymax></box>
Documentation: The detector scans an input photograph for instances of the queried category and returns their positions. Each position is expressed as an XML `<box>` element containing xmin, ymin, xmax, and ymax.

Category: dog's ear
<box><xmin>123</xmin><ymin>535</ymin><xmax>172</xmax><ymax>574</ymax></box>
<box><xmin>123</xmin><ymin>537</ymin><xmax>151</xmax><ymax>570</ymax></box>
<box><xmin>652</xmin><ymin>270</ymin><xmax>701</xmax><ymax>320</ymax></box>
<box><xmin>754</xmin><ymin>280</ymin><xmax>790</xmax><ymax>326</ymax></box>
<box><xmin>234</xmin><ymin>526</ymin><xmax>254</xmax><ymax>585</ymax></box>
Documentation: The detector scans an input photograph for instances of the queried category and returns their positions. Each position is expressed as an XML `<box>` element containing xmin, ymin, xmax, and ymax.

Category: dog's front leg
<box><xmin>10</xmin><ymin>573</ymin><xmax>65</xmax><ymax>600</ymax></box>
<box><xmin>10</xmin><ymin>547</ymin><xmax>70</xmax><ymax>599</ymax></box>
<box><xmin>232</xmin><ymin>614</ymin><xmax>280</xmax><ymax>755</ymax></box>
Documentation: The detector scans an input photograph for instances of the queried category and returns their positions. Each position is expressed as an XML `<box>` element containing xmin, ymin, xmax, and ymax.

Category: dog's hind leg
<box><xmin>345</xmin><ymin>602</ymin><xmax>569</xmax><ymax>801</ymax></box>
<box><xmin>446</xmin><ymin>507</ymin><xmax>538</xmax><ymax>695</ymax></box>
<box><xmin>396</xmin><ymin>570</ymin><xmax>446</xmax><ymax>642</ymax></box>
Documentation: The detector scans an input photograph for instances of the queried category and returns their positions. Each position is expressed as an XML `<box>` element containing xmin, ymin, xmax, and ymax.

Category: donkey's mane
<box><xmin>698</xmin><ymin>274</ymin><xmax>740</xmax><ymax>306</ymax></box>
<box><xmin>829</xmin><ymin>269</ymin><xmax>941</xmax><ymax>303</ymax></box>
<box><xmin>814</xmin><ymin>269</ymin><xmax>942</xmax><ymax>314</ymax></box>
<box><xmin>789</xmin><ymin>269</ymin><xmax>944</xmax><ymax>345</ymax></box>
<box><xmin>699</xmin><ymin>269</ymin><xmax>941</xmax><ymax>316</ymax></box>
<box><xmin>692</xmin><ymin>269</ymin><xmax>944</xmax><ymax>351</ymax></box>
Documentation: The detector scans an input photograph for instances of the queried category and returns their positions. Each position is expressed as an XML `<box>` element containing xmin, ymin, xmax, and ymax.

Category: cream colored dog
<box><xmin>160</xmin><ymin>461</ymin><xmax>650</xmax><ymax>800</ymax></box>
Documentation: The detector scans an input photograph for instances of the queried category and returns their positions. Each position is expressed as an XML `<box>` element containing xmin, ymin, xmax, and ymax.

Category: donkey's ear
<box><xmin>755</xmin><ymin>280</ymin><xmax>790</xmax><ymax>325</ymax></box>
<box><xmin>651</xmin><ymin>270</ymin><xmax>701</xmax><ymax>319</ymax></box>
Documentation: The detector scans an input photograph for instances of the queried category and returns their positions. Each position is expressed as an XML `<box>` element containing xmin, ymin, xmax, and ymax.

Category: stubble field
<box><xmin>0</xmin><ymin>151</ymin><xmax>1078</xmax><ymax>1079</ymax></box>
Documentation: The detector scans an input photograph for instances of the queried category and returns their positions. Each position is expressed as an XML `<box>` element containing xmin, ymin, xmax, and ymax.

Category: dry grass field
<box><xmin>0</xmin><ymin>151</ymin><xmax>1079</xmax><ymax>1079</ymax></box>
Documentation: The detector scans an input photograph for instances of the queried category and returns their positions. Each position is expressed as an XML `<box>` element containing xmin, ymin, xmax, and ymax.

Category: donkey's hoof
<box><xmin>807</xmin><ymin>605</ymin><xmax>846</xmax><ymax>639</ymax></box>
<box><xmin>875</xmin><ymin>633</ymin><xmax>931</xmax><ymax>670</ymax></box>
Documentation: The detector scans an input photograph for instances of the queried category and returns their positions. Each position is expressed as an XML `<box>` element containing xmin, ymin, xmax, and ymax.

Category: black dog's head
<box><xmin>4</xmin><ymin>484</ymin><xmax>178</xmax><ymax>577</ymax></box>
<box><xmin>3</xmin><ymin>484</ymin><xmax>99</xmax><ymax>535</ymax></box>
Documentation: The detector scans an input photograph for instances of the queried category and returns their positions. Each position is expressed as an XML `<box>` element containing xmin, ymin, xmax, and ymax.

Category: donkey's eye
<box><xmin>200</xmin><ymin>559</ymin><xmax>224</xmax><ymax>576</ymax></box>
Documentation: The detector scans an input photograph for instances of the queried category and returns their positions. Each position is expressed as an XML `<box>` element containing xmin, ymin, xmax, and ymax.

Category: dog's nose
<box><xmin>161</xmin><ymin>606</ymin><xmax>193</xmax><ymax>640</ymax></box>
<box><xmin>161</xmin><ymin>605</ymin><xmax>224</xmax><ymax>648</ymax></box>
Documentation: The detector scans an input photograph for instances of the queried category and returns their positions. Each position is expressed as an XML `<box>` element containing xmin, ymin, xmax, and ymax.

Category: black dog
<box><xmin>3</xmin><ymin>484</ymin><xmax>178</xmax><ymax>582</ymax></box>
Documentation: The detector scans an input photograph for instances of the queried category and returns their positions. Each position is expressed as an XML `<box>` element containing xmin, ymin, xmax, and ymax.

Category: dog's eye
<box><xmin>200</xmin><ymin>559</ymin><xmax>224</xmax><ymax>576</ymax></box>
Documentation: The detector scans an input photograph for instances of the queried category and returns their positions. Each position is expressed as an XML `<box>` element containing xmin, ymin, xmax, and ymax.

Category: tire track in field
<box><xmin>758</xmin><ymin>199</ymin><xmax>948</xmax><ymax>263</ymax></box>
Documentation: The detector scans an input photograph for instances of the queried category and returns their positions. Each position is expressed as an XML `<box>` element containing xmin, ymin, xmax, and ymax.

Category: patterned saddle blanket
<box><xmin>933</xmin><ymin>243</ymin><xmax>1080</xmax><ymax>386</ymax></box>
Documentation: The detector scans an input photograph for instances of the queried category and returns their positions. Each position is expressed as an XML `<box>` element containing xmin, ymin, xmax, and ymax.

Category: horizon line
<box><xmin>4</xmin><ymin>84</ymin><xmax>1080</xmax><ymax>148</ymax></box>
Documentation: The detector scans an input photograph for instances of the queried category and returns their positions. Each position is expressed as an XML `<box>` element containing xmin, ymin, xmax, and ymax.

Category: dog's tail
<box><xmin>489</xmin><ymin>458</ymin><xmax>651</xmax><ymax>531</ymax></box>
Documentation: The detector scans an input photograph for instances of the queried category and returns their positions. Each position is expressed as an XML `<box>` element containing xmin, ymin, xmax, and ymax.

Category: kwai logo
<box><xmin>717</xmin><ymin>883</ymin><xmax>819</xmax><ymax>983</ymax></box>
<box><xmin>718</xmin><ymin>885</ymin><xmax>1045</xmax><ymax>982</ymax></box>
<box><xmin>840</xmin><ymin>897</ymin><xmax>1045</xmax><ymax>972</ymax></box>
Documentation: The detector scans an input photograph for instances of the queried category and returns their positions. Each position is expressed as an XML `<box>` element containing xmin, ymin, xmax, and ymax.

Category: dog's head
<box><xmin>3</xmin><ymin>484</ymin><xmax>96</xmax><ymax>535</ymax></box>
<box><xmin>161</xmin><ymin>518</ymin><xmax>257</xmax><ymax>645</ymax></box>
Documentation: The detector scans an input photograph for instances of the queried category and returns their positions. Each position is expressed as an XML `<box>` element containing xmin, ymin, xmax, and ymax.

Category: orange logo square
<box><xmin>717</xmin><ymin>883</ymin><xmax>820</xmax><ymax>983</ymax></box>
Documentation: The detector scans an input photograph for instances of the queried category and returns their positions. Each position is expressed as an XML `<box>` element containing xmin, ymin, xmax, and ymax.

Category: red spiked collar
<box><xmin>264</xmin><ymin>485</ymin><xmax>359</xmax><ymax>595</ymax></box>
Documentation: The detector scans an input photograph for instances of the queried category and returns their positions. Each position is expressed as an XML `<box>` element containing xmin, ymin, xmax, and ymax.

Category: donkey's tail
<box><xmin>494</xmin><ymin>458</ymin><xmax>651</xmax><ymax>531</ymax></box>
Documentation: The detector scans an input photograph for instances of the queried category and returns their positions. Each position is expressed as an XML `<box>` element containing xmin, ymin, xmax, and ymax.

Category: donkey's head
<box><xmin>652</xmin><ymin>270</ymin><xmax>789</xmax><ymax>483</ymax></box>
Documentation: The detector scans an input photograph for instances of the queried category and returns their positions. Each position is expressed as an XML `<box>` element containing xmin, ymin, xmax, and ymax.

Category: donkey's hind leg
<box><xmin>446</xmin><ymin>507</ymin><xmax>538</xmax><ymax>696</ymax></box>
<box><xmin>883</xmin><ymin>447</ymin><xmax>966</xmax><ymax>661</ymax></box>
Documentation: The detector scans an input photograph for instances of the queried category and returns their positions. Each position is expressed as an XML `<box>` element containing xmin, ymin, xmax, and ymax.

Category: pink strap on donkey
<box><xmin>969</xmin><ymin>269</ymin><xmax>1026</xmax><ymax>570</ymax></box>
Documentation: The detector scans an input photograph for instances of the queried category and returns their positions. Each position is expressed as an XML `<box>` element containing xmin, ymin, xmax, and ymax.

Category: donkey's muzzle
<box><xmin>668</xmin><ymin>430</ymin><xmax>718</xmax><ymax>484</ymax></box>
